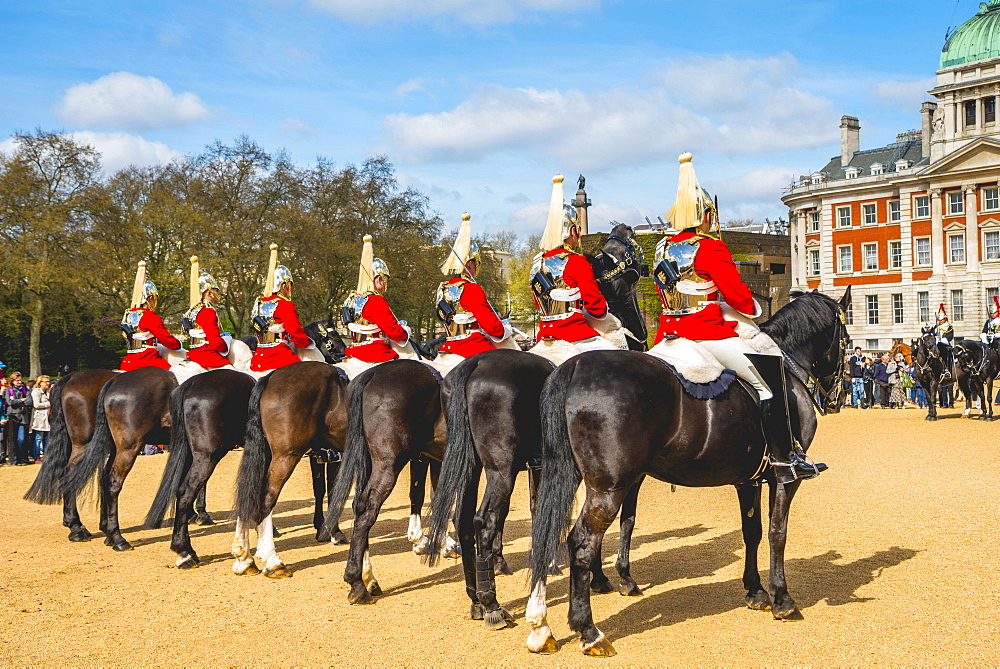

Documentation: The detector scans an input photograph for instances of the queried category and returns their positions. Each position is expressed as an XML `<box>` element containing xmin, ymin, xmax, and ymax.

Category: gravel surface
<box><xmin>2</xmin><ymin>405</ymin><xmax>998</xmax><ymax>665</ymax></box>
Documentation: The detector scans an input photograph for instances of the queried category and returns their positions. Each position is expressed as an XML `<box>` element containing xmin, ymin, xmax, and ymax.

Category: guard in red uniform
<box><xmin>436</xmin><ymin>212</ymin><xmax>512</xmax><ymax>360</ymax></box>
<box><xmin>184</xmin><ymin>267</ymin><xmax>232</xmax><ymax>370</ymax></box>
<box><xmin>652</xmin><ymin>152</ymin><xmax>825</xmax><ymax>483</ymax></box>
<box><xmin>120</xmin><ymin>262</ymin><xmax>182</xmax><ymax>371</ymax></box>
<box><xmin>340</xmin><ymin>235</ymin><xmax>411</xmax><ymax>370</ymax></box>
<box><xmin>529</xmin><ymin>174</ymin><xmax>617</xmax><ymax>356</ymax></box>
<box><xmin>249</xmin><ymin>263</ymin><xmax>315</xmax><ymax>372</ymax></box>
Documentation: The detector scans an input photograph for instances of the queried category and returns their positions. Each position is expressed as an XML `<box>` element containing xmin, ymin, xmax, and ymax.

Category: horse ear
<box><xmin>839</xmin><ymin>284</ymin><xmax>852</xmax><ymax>310</ymax></box>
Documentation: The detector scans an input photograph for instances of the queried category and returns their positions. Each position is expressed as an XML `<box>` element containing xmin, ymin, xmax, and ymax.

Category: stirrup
<box><xmin>770</xmin><ymin>448</ymin><xmax>826</xmax><ymax>484</ymax></box>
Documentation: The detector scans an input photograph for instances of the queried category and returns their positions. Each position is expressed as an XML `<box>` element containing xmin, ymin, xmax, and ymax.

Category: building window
<box><xmin>918</xmin><ymin>291</ymin><xmax>930</xmax><ymax>322</ymax></box>
<box><xmin>862</xmin><ymin>202</ymin><xmax>877</xmax><ymax>225</ymax></box>
<box><xmin>808</xmin><ymin>249</ymin><xmax>820</xmax><ymax>275</ymax></box>
<box><xmin>889</xmin><ymin>240</ymin><xmax>903</xmax><ymax>269</ymax></box>
<box><xmin>986</xmin><ymin>231</ymin><xmax>1000</xmax><ymax>260</ymax></box>
<box><xmin>915</xmin><ymin>195</ymin><xmax>930</xmax><ymax>218</ymax></box>
<box><xmin>892</xmin><ymin>293</ymin><xmax>904</xmax><ymax>324</ymax></box>
<box><xmin>870</xmin><ymin>163</ymin><xmax>883</xmax><ymax>176</ymax></box>
<box><xmin>838</xmin><ymin>245</ymin><xmax>853</xmax><ymax>273</ymax></box>
<box><xmin>863</xmin><ymin>242</ymin><xmax>878</xmax><ymax>270</ymax></box>
<box><xmin>915</xmin><ymin>237</ymin><xmax>931</xmax><ymax>266</ymax></box>
<box><xmin>985</xmin><ymin>187</ymin><xmax>1000</xmax><ymax>211</ymax></box>
<box><xmin>987</xmin><ymin>287</ymin><xmax>999</xmax><ymax>309</ymax></box>
<box><xmin>845</xmin><ymin>303</ymin><xmax>854</xmax><ymax>326</ymax></box>
<box><xmin>966</xmin><ymin>99</ymin><xmax>977</xmax><ymax>126</ymax></box>
<box><xmin>866</xmin><ymin>338</ymin><xmax>879</xmax><ymax>351</ymax></box>
<box><xmin>837</xmin><ymin>206</ymin><xmax>852</xmax><ymax>227</ymax></box>
<box><xmin>987</xmin><ymin>96</ymin><xmax>997</xmax><ymax>124</ymax></box>
<box><xmin>949</xmin><ymin>233</ymin><xmax>966</xmax><ymax>263</ymax></box>
<box><xmin>867</xmin><ymin>294</ymin><xmax>879</xmax><ymax>325</ymax></box>
<box><xmin>949</xmin><ymin>191</ymin><xmax>964</xmax><ymax>215</ymax></box>
<box><xmin>810</xmin><ymin>211</ymin><xmax>820</xmax><ymax>232</ymax></box>
<box><xmin>889</xmin><ymin>200</ymin><xmax>901</xmax><ymax>222</ymax></box>
<box><xmin>952</xmin><ymin>289</ymin><xmax>964</xmax><ymax>321</ymax></box>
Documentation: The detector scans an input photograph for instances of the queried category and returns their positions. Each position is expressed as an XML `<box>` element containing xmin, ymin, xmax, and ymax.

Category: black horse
<box><xmin>526</xmin><ymin>289</ymin><xmax>849</xmax><ymax>656</ymax></box>
<box><xmin>587</xmin><ymin>223</ymin><xmax>648</xmax><ymax>350</ymax></box>
<box><xmin>912</xmin><ymin>329</ymin><xmax>956</xmax><ymax>421</ymax></box>
<box><xmin>953</xmin><ymin>338</ymin><xmax>1000</xmax><ymax>420</ymax></box>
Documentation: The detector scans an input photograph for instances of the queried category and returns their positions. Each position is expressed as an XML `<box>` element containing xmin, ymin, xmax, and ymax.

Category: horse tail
<box><xmin>323</xmin><ymin>371</ymin><xmax>374</xmax><ymax>536</ymax></box>
<box><xmin>529</xmin><ymin>359</ymin><xmax>582</xmax><ymax>590</ymax></box>
<box><xmin>233</xmin><ymin>373</ymin><xmax>273</xmax><ymax>527</ymax></box>
<box><xmin>24</xmin><ymin>374</ymin><xmax>72</xmax><ymax>504</ymax></box>
<box><xmin>145</xmin><ymin>384</ymin><xmax>191</xmax><ymax>529</ymax></box>
<box><xmin>425</xmin><ymin>358</ymin><xmax>481</xmax><ymax>566</ymax></box>
<box><xmin>60</xmin><ymin>380</ymin><xmax>116</xmax><ymax>500</ymax></box>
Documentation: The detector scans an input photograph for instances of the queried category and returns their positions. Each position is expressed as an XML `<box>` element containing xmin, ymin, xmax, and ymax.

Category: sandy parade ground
<box><xmin>1</xmin><ymin>404</ymin><xmax>999</xmax><ymax>666</ymax></box>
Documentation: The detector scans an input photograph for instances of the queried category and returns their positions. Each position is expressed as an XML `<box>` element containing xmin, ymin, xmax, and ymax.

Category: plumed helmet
<box><xmin>373</xmin><ymin>258</ymin><xmax>390</xmax><ymax>279</ymax></box>
<box><xmin>541</xmin><ymin>175</ymin><xmax>579</xmax><ymax>251</ymax></box>
<box><xmin>199</xmin><ymin>270</ymin><xmax>219</xmax><ymax>294</ymax></box>
<box><xmin>141</xmin><ymin>280</ymin><xmax>158</xmax><ymax>302</ymax></box>
<box><xmin>274</xmin><ymin>265</ymin><xmax>293</xmax><ymax>289</ymax></box>
<box><xmin>441</xmin><ymin>212</ymin><xmax>480</xmax><ymax>276</ymax></box>
<box><xmin>666</xmin><ymin>153</ymin><xmax>718</xmax><ymax>232</ymax></box>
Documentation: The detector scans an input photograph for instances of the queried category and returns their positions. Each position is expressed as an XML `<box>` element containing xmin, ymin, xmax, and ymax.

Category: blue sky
<box><xmin>0</xmin><ymin>0</ymin><xmax>973</xmax><ymax>238</ymax></box>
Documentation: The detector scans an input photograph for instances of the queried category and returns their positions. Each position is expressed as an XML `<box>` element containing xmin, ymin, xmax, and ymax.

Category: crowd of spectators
<box><xmin>845</xmin><ymin>346</ymin><xmax>954</xmax><ymax>409</ymax></box>
<box><xmin>0</xmin><ymin>365</ymin><xmax>53</xmax><ymax>466</ymax></box>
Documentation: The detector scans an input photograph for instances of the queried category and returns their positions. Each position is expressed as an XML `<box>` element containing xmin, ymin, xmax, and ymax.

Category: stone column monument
<box><xmin>572</xmin><ymin>174</ymin><xmax>591</xmax><ymax>236</ymax></box>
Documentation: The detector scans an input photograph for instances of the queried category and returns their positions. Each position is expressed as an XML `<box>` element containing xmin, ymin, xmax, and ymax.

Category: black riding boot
<box><xmin>746</xmin><ymin>354</ymin><xmax>828</xmax><ymax>485</ymax></box>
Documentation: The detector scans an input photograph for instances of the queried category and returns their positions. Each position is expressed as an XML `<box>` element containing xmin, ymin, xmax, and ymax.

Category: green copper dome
<box><xmin>942</xmin><ymin>1</ymin><xmax>1000</xmax><ymax>68</ymax></box>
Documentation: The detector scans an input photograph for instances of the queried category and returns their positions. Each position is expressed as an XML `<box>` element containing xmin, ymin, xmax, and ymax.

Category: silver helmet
<box><xmin>372</xmin><ymin>258</ymin><xmax>390</xmax><ymax>279</ymax></box>
<box><xmin>274</xmin><ymin>265</ymin><xmax>293</xmax><ymax>290</ymax></box>
<box><xmin>141</xmin><ymin>280</ymin><xmax>158</xmax><ymax>302</ymax></box>
<box><xmin>198</xmin><ymin>270</ymin><xmax>219</xmax><ymax>294</ymax></box>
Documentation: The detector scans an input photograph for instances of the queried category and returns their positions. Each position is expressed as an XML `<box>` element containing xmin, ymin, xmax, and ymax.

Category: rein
<box><xmin>594</xmin><ymin>234</ymin><xmax>643</xmax><ymax>285</ymax></box>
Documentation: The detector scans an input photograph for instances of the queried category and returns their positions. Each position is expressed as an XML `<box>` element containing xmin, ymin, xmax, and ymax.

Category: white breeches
<box><xmin>572</xmin><ymin>335</ymin><xmax>619</xmax><ymax>352</ymax></box>
<box><xmin>334</xmin><ymin>357</ymin><xmax>384</xmax><ymax>381</ymax></box>
<box><xmin>695</xmin><ymin>337</ymin><xmax>773</xmax><ymax>400</ymax></box>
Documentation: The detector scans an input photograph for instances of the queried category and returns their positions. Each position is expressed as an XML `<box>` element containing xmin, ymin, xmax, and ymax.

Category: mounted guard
<box><xmin>336</xmin><ymin>235</ymin><xmax>414</xmax><ymax>380</ymax></box>
<box><xmin>528</xmin><ymin>175</ymin><xmax>622</xmax><ymax>365</ymax></box>
<box><xmin>119</xmin><ymin>261</ymin><xmax>183</xmax><ymax>372</ymax></box>
<box><xmin>649</xmin><ymin>152</ymin><xmax>824</xmax><ymax>484</ymax></box>
<box><xmin>981</xmin><ymin>296</ymin><xmax>1000</xmax><ymax>345</ymax></box>
<box><xmin>933</xmin><ymin>303</ymin><xmax>956</xmax><ymax>373</ymax></box>
<box><xmin>249</xmin><ymin>244</ymin><xmax>322</xmax><ymax>376</ymax></box>
<box><xmin>431</xmin><ymin>213</ymin><xmax>515</xmax><ymax>375</ymax></box>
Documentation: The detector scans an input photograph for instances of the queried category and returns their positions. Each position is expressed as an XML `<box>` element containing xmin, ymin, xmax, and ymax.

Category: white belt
<box><xmin>676</xmin><ymin>279</ymin><xmax>717</xmax><ymax>296</ymax></box>
<box><xmin>550</xmin><ymin>287</ymin><xmax>582</xmax><ymax>302</ymax></box>
<box><xmin>257</xmin><ymin>340</ymin><xmax>290</xmax><ymax>349</ymax></box>
<box><xmin>541</xmin><ymin>308</ymin><xmax>584</xmax><ymax>322</ymax></box>
<box><xmin>348</xmin><ymin>322</ymin><xmax>381</xmax><ymax>335</ymax></box>
<box><xmin>446</xmin><ymin>329</ymin><xmax>482</xmax><ymax>342</ymax></box>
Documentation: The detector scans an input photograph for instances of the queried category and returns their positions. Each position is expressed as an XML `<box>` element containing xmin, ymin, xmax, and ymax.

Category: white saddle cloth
<box><xmin>584</xmin><ymin>311</ymin><xmax>633</xmax><ymax>350</ymax></box>
<box><xmin>646</xmin><ymin>338</ymin><xmax>726</xmax><ymax>384</ymax></box>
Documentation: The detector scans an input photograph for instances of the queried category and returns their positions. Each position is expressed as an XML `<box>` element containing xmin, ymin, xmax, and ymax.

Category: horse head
<box><xmin>304</xmin><ymin>315</ymin><xmax>348</xmax><ymax>363</ymax></box>
<box><xmin>586</xmin><ymin>223</ymin><xmax>649</xmax><ymax>348</ymax></box>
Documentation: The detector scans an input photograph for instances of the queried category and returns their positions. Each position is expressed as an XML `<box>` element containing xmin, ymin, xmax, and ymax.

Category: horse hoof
<box><xmin>925</xmin><ymin>415</ymin><xmax>937</xmax><ymax>421</ymax></box>
<box><xmin>745</xmin><ymin>590</ymin><xmax>772</xmax><ymax>611</ymax></box>
<box><xmin>234</xmin><ymin>562</ymin><xmax>261</xmax><ymax>576</ymax></box>
<box><xmin>484</xmin><ymin>607</ymin><xmax>515</xmax><ymax>631</ymax></box>
<box><xmin>68</xmin><ymin>529</ymin><xmax>91</xmax><ymax>543</ymax></box>
<box><xmin>106</xmin><ymin>539</ymin><xmax>132</xmax><ymax>552</ymax></box>
<box><xmin>264</xmin><ymin>564</ymin><xmax>292</xmax><ymax>579</ymax></box>
<box><xmin>330</xmin><ymin>531</ymin><xmax>350</xmax><ymax>545</ymax></box>
<box><xmin>526</xmin><ymin>631</ymin><xmax>559</xmax><ymax>654</ymax></box>
<box><xmin>367</xmin><ymin>580</ymin><xmax>383</xmax><ymax>597</ymax></box>
<box><xmin>618</xmin><ymin>581</ymin><xmax>642</xmax><ymax>597</ymax></box>
<box><xmin>470</xmin><ymin>602</ymin><xmax>485</xmax><ymax>620</ymax></box>
<box><xmin>590</xmin><ymin>577</ymin><xmax>614</xmax><ymax>594</ymax></box>
<box><xmin>771</xmin><ymin>600</ymin><xmax>799</xmax><ymax>620</ymax></box>
<box><xmin>315</xmin><ymin>529</ymin><xmax>330</xmax><ymax>542</ymax></box>
<box><xmin>494</xmin><ymin>560</ymin><xmax>514</xmax><ymax>577</ymax></box>
<box><xmin>442</xmin><ymin>547</ymin><xmax>461</xmax><ymax>560</ymax></box>
<box><xmin>348</xmin><ymin>585</ymin><xmax>374</xmax><ymax>605</ymax></box>
<box><xmin>193</xmin><ymin>514</ymin><xmax>215</xmax><ymax>527</ymax></box>
<box><xmin>177</xmin><ymin>555</ymin><xmax>199</xmax><ymax>570</ymax></box>
<box><xmin>581</xmin><ymin>635</ymin><xmax>616</xmax><ymax>657</ymax></box>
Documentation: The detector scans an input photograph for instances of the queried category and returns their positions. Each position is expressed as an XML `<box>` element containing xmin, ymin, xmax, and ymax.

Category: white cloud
<box><xmin>56</xmin><ymin>72</ymin><xmax>211</xmax><ymax>130</ymax></box>
<box><xmin>277</xmin><ymin>117</ymin><xmax>322</xmax><ymax>140</ymax></box>
<box><xmin>68</xmin><ymin>131</ymin><xmax>183</xmax><ymax>173</ymax></box>
<box><xmin>303</xmin><ymin>0</ymin><xmax>600</xmax><ymax>27</ymax></box>
<box><xmin>869</xmin><ymin>77</ymin><xmax>936</xmax><ymax>112</ymax></box>
<box><xmin>394</xmin><ymin>78</ymin><xmax>428</xmax><ymax>97</ymax></box>
<box><xmin>385</xmin><ymin>54</ymin><xmax>839</xmax><ymax>169</ymax></box>
<box><xmin>707</xmin><ymin>168</ymin><xmax>797</xmax><ymax>204</ymax></box>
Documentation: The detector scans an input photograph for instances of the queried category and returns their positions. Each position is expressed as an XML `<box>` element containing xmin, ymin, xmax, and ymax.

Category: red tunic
<box><xmin>535</xmin><ymin>248</ymin><xmax>608</xmax><ymax>343</ymax></box>
<box><xmin>654</xmin><ymin>231</ymin><xmax>756</xmax><ymax>343</ymax></box>
<box><xmin>440</xmin><ymin>278</ymin><xmax>506</xmax><ymax>358</ymax></box>
<box><xmin>250</xmin><ymin>295</ymin><xmax>313</xmax><ymax>372</ymax></box>
<box><xmin>345</xmin><ymin>293</ymin><xmax>409</xmax><ymax>363</ymax></box>
<box><xmin>187</xmin><ymin>304</ymin><xmax>231</xmax><ymax>369</ymax></box>
<box><xmin>120</xmin><ymin>307</ymin><xmax>181</xmax><ymax>371</ymax></box>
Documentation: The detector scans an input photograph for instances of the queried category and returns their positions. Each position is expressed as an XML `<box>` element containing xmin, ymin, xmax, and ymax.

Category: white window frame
<box><xmin>867</xmin><ymin>294</ymin><xmax>879</xmax><ymax>325</ymax></box>
<box><xmin>985</xmin><ymin>230</ymin><xmax>1000</xmax><ymax>261</ymax></box>
<box><xmin>983</xmin><ymin>187</ymin><xmax>1000</xmax><ymax>211</ymax></box>
<box><xmin>918</xmin><ymin>291</ymin><xmax>930</xmax><ymax>322</ymax></box>
<box><xmin>914</xmin><ymin>195</ymin><xmax>930</xmax><ymax>219</ymax></box>
<box><xmin>952</xmin><ymin>289</ymin><xmax>964</xmax><ymax>321</ymax></box>
<box><xmin>836</xmin><ymin>206</ymin><xmax>852</xmax><ymax>228</ymax></box>
<box><xmin>861</xmin><ymin>202</ymin><xmax>878</xmax><ymax>226</ymax></box>
<box><xmin>837</xmin><ymin>245</ymin><xmax>853</xmax><ymax>273</ymax></box>
<box><xmin>915</xmin><ymin>236</ymin><xmax>932</xmax><ymax>266</ymax></box>
<box><xmin>949</xmin><ymin>191</ymin><xmax>965</xmax><ymax>216</ymax></box>
<box><xmin>949</xmin><ymin>233</ymin><xmax>966</xmax><ymax>264</ymax></box>
<box><xmin>810</xmin><ymin>211</ymin><xmax>820</xmax><ymax>232</ymax></box>
<box><xmin>808</xmin><ymin>248</ymin><xmax>820</xmax><ymax>276</ymax></box>
<box><xmin>987</xmin><ymin>287</ymin><xmax>999</xmax><ymax>309</ymax></box>
<box><xmin>866</xmin><ymin>338</ymin><xmax>880</xmax><ymax>350</ymax></box>
<box><xmin>892</xmin><ymin>293</ymin><xmax>904</xmax><ymax>324</ymax></box>
<box><xmin>889</xmin><ymin>240</ymin><xmax>903</xmax><ymax>269</ymax></box>
<box><xmin>889</xmin><ymin>200</ymin><xmax>901</xmax><ymax>222</ymax></box>
<box><xmin>863</xmin><ymin>242</ymin><xmax>878</xmax><ymax>271</ymax></box>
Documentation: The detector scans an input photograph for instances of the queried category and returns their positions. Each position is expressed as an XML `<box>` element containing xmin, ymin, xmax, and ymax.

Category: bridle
<box><xmin>594</xmin><ymin>234</ymin><xmax>645</xmax><ymax>287</ymax></box>
<box><xmin>783</xmin><ymin>303</ymin><xmax>849</xmax><ymax>415</ymax></box>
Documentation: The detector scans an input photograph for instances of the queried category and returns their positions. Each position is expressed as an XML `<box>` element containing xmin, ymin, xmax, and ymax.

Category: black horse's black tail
<box><xmin>425</xmin><ymin>358</ymin><xmax>481</xmax><ymax>565</ymax></box>
<box><xmin>529</xmin><ymin>359</ymin><xmax>582</xmax><ymax>589</ymax></box>
<box><xmin>323</xmin><ymin>372</ymin><xmax>374</xmax><ymax>536</ymax></box>
<box><xmin>61</xmin><ymin>380</ymin><xmax>116</xmax><ymax>500</ymax></box>
<box><xmin>145</xmin><ymin>384</ymin><xmax>191</xmax><ymax>529</ymax></box>
<box><xmin>24</xmin><ymin>374</ymin><xmax>72</xmax><ymax>504</ymax></box>
<box><xmin>233</xmin><ymin>374</ymin><xmax>273</xmax><ymax>527</ymax></box>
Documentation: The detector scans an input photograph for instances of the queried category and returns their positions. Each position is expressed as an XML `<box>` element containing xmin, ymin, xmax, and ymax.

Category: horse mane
<box><xmin>760</xmin><ymin>291</ymin><xmax>841</xmax><ymax>351</ymax></box>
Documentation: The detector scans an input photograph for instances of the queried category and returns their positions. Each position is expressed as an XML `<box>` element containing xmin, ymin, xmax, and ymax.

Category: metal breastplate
<box><xmin>343</xmin><ymin>292</ymin><xmax>382</xmax><ymax>345</ymax></box>
<box><xmin>121</xmin><ymin>309</ymin><xmax>149</xmax><ymax>352</ymax></box>
<box><xmin>252</xmin><ymin>298</ymin><xmax>281</xmax><ymax>346</ymax></box>
<box><xmin>184</xmin><ymin>304</ymin><xmax>206</xmax><ymax>347</ymax></box>
<box><xmin>654</xmin><ymin>238</ymin><xmax>715</xmax><ymax>317</ymax></box>
<box><xmin>530</xmin><ymin>251</ymin><xmax>583</xmax><ymax>319</ymax></box>
<box><xmin>436</xmin><ymin>280</ymin><xmax>478</xmax><ymax>339</ymax></box>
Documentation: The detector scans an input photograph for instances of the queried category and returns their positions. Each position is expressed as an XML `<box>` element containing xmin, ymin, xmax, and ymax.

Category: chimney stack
<box><xmin>921</xmin><ymin>101</ymin><xmax>937</xmax><ymax>159</ymax></box>
<box><xmin>840</xmin><ymin>115</ymin><xmax>860</xmax><ymax>167</ymax></box>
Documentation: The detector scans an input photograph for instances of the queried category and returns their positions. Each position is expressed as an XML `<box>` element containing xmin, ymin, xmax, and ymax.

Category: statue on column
<box><xmin>578</xmin><ymin>174</ymin><xmax>585</xmax><ymax>191</ymax></box>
